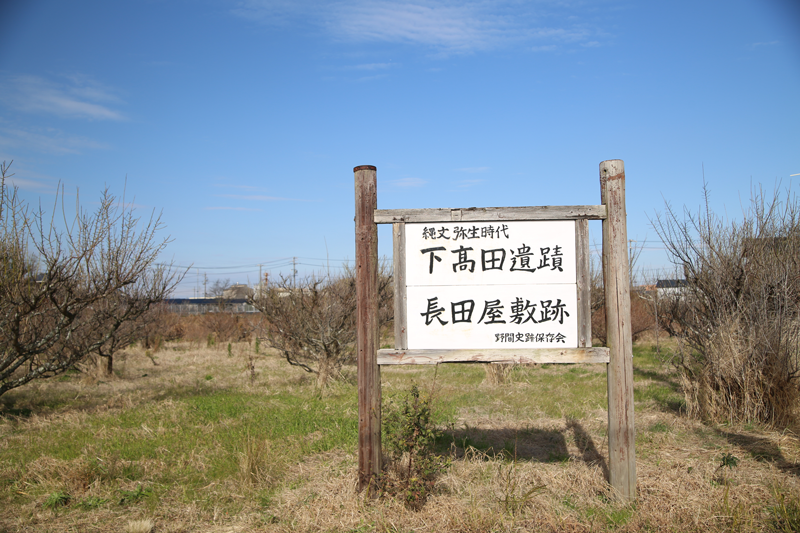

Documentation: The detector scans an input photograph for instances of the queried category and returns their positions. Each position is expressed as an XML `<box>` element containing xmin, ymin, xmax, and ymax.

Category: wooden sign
<box><xmin>405</xmin><ymin>220</ymin><xmax>578</xmax><ymax>349</ymax></box>
<box><xmin>354</xmin><ymin>161</ymin><xmax>636</xmax><ymax>501</ymax></box>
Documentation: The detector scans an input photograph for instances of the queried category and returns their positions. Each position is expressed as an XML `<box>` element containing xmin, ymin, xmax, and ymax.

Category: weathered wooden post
<box><xmin>354</xmin><ymin>165</ymin><xmax>381</xmax><ymax>493</ymax></box>
<box><xmin>393</xmin><ymin>222</ymin><xmax>408</xmax><ymax>350</ymax></box>
<box><xmin>600</xmin><ymin>159</ymin><xmax>636</xmax><ymax>500</ymax></box>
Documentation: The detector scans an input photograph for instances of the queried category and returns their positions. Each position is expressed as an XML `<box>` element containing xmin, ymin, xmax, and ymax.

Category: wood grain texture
<box><xmin>600</xmin><ymin>159</ymin><xmax>636</xmax><ymax>501</ymax></box>
<box><xmin>392</xmin><ymin>222</ymin><xmax>408</xmax><ymax>350</ymax></box>
<box><xmin>374</xmin><ymin>205</ymin><xmax>607</xmax><ymax>224</ymax></box>
<box><xmin>355</xmin><ymin>166</ymin><xmax>381</xmax><ymax>494</ymax></box>
<box><xmin>377</xmin><ymin>347</ymin><xmax>610</xmax><ymax>365</ymax></box>
<box><xmin>576</xmin><ymin>219</ymin><xmax>592</xmax><ymax>348</ymax></box>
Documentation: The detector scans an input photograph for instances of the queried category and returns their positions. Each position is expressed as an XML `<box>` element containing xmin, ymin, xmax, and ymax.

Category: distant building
<box><xmin>656</xmin><ymin>279</ymin><xmax>688</xmax><ymax>297</ymax></box>
<box><xmin>631</xmin><ymin>284</ymin><xmax>656</xmax><ymax>296</ymax></box>
<box><xmin>164</xmin><ymin>297</ymin><xmax>257</xmax><ymax>315</ymax></box>
<box><xmin>222</xmin><ymin>283</ymin><xmax>254</xmax><ymax>300</ymax></box>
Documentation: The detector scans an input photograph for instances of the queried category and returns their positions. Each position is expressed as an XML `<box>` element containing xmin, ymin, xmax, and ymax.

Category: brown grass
<box><xmin>266</xmin><ymin>418</ymin><xmax>800</xmax><ymax>532</ymax></box>
<box><xmin>2</xmin><ymin>340</ymin><xmax>800</xmax><ymax>532</ymax></box>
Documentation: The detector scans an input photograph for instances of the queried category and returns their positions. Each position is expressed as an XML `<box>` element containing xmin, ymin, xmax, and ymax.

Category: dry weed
<box><xmin>238</xmin><ymin>435</ymin><xmax>283</xmax><ymax>487</ymax></box>
<box><xmin>484</xmin><ymin>362</ymin><xmax>515</xmax><ymax>385</ymax></box>
<box><xmin>125</xmin><ymin>518</ymin><xmax>154</xmax><ymax>533</ymax></box>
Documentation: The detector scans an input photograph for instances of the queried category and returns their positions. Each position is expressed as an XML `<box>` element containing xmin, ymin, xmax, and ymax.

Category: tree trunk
<box><xmin>98</xmin><ymin>354</ymin><xmax>113</xmax><ymax>376</ymax></box>
<box><xmin>316</xmin><ymin>360</ymin><xmax>331</xmax><ymax>389</ymax></box>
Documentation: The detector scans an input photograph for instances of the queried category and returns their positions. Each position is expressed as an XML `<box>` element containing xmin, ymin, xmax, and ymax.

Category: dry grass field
<box><xmin>2</xmin><ymin>338</ymin><xmax>800</xmax><ymax>532</ymax></box>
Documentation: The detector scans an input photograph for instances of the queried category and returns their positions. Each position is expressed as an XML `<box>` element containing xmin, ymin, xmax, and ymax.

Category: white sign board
<box><xmin>405</xmin><ymin>220</ymin><xmax>578</xmax><ymax>349</ymax></box>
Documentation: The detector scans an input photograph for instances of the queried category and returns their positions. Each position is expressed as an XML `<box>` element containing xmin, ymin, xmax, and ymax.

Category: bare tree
<box><xmin>653</xmin><ymin>183</ymin><xmax>800</xmax><ymax>425</ymax></box>
<box><xmin>92</xmin><ymin>302</ymin><xmax>166</xmax><ymax>376</ymax></box>
<box><xmin>0</xmin><ymin>161</ymin><xmax>184</xmax><ymax>395</ymax></box>
<box><xmin>590</xmin><ymin>242</ymin><xmax>650</xmax><ymax>345</ymax></box>
<box><xmin>251</xmin><ymin>265</ymin><xmax>392</xmax><ymax>388</ymax></box>
<box><xmin>209</xmin><ymin>278</ymin><xmax>231</xmax><ymax>299</ymax></box>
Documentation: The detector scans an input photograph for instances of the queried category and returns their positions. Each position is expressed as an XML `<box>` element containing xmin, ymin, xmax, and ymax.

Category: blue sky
<box><xmin>1</xmin><ymin>0</ymin><xmax>798</xmax><ymax>296</ymax></box>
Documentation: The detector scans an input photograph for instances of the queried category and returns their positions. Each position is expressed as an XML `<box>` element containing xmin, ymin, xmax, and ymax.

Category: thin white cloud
<box><xmin>0</xmin><ymin>125</ymin><xmax>109</xmax><ymax>155</ymax></box>
<box><xmin>205</xmin><ymin>206</ymin><xmax>264</xmax><ymax>211</ymax></box>
<box><xmin>230</xmin><ymin>1</ymin><xmax>605</xmax><ymax>54</ymax></box>
<box><xmin>213</xmin><ymin>183</ymin><xmax>269</xmax><ymax>192</ymax></box>
<box><xmin>751</xmin><ymin>40</ymin><xmax>779</xmax><ymax>48</ymax></box>
<box><xmin>1</xmin><ymin>166</ymin><xmax>60</xmax><ymax>193</ymax></box>
<box><xmin>529</xmin><ymin>26</ymin><xmax>591</xmax><ymax>43</ymax></box>
<box><xmin>455</xmin><ymin>166</ymin><xmax>489</xmax><ymax>173</ymax></box>
<box><xmin>216</xmin><ymin>193</ymin><xmax>312</xmax><ymax>201</ymax></box>
<box><xmin>1</xmin><ymin>74</ymin><xmax>125</xmax><ymax>121</ymax></box>
<box><xmin>391</xmin><ymin>177</ymin><xmax>427</xmax><ymax>187</ymax></box>
<box><xmin>8</xmin><ymin>177</ymin><xmax>53</xmax><ymax>191</ymax></box>
<box><xmin>356</xmin><ymin>74</ymin><xmax>389</xmax><ymax>82</ymax></box>
<box><xmin>344</xmin><ymin>63</ymin><xmax>394</xmax><ymax>70</ymax></box>
<box><xmin>326</xmin><ymin>62</ymin><xmax>396</xmax><ymax>82</ymax></box>
<box><xmin>64</xmin><ymin>74</ymin><xmax>122</xmax><ymax>104</ymax></box>
<box><xmin>333</xmin><ymin>2</ymin><xmax>498</xmax><ymax>52</ymax></box>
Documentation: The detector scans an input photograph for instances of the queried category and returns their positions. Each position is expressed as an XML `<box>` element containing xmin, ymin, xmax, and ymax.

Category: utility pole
<box><xmin>203</xmin><ymin>273</ymin><xmax>208</xmax><ymax>297</ymax></box>
<box><xmin>628</xmin><ymin>240</ymin><xmax>637</xmax><ymax>286</ymax></box>
<box><xmin>292</xmin><ymin>257</ymin><xmax>297</xmax><ymax>287</ymax></box>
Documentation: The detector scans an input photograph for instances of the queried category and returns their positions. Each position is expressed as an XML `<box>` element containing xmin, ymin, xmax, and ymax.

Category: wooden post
<box><xmin>393</xmin><ymin>222</ymin><xmax>408</xmax><ymax>350</ymax></box>
<box><xmin>575</xmin><ymin>219</ymin><xmax>592</xmax><ymax>348</ymax></box>
<box><xmin>354</xmin><ymin>165</ymin><xmax>381</xmax><ymax>493</ymax></box>
<box><xmin>600</xmin><ymin>159</ymin><xmax>636</xmax><ymax>500</ymax></box>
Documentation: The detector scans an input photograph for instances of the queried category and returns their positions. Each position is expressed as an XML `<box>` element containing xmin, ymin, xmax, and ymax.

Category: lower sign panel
<box><xmin>407</xmin><ymin>284</ymin><xmax>578</xmax><ymax>349</ymax></box>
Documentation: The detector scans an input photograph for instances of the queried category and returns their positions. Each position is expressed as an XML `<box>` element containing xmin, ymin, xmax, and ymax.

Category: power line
<box><xmin>158</xmin><ymin>258</ymin><xmax>295</xmax><ymax>270</ymax></box>
<box><xmin>295</xmin><ymin>256</ymin><xmax>351</xmax><ymax>262</ymax></box>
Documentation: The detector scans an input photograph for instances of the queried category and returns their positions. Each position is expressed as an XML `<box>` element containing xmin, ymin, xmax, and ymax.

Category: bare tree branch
<box><xmin>251</xmin><ymin>264</ymin><xmax>392</xmax><ymax>388</ymax></box>
<box><xmin>652</xmin><ymin>183</ymin><xmax>800</xmax><ymax>425</ymax></box>
<box><xmin>0</xmin><ymin>161</ymin><xmax>185</xmax><ymax>394</ymax></box>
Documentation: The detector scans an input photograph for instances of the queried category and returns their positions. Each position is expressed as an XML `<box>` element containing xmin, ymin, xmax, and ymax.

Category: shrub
<box><xmin>653</xmin><ymin>184</ymin><xmax>800</xmax><ymax>425</ymax></box>
<box><xmin>381</xmin><ymin>383</ymin><xmax>448</xmax><ymax>509</ymax></box>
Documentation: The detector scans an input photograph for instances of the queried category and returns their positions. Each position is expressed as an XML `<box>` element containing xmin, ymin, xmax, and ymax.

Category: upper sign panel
<box><xmin>406</xmin><ymin>220</ymin><xmax>576</xmax><ymax>287</ymax></box>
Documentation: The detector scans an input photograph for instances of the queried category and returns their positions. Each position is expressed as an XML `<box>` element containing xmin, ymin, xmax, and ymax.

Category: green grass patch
<box><xmin>43</xmin><ymin>490</ymin><xmax>71</xmax><ymax>510</ymax></box>
<box><xmin>118</xmin><ymin>484</ymin><xmax>152</xmax><ymax>505</ymax></box>
<box><xmin>0</xmin><ymin>384</ymin><xmax>360</xmax><ymax>515</ymax></box>
<box><xmin>75</xmin><ymin>496</ymin><xmax>108</xmax><ymax>510</ymax></box>
<box><xmin>634</xmin><ymin>382</ymin><xmax>685</xmax><ymax>412</ymax></box>
<box><xmin>648</xmin><ymin>421</ymin><xmax>671</xmax><ymax>433</ymax></box>
<box><xmin>386</xmin><ymin>363</ymin><xmax>610</xmax><ymax>421</ymax></box>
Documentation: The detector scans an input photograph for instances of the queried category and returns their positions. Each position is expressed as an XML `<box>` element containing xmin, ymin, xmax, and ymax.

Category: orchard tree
<box><xmin>252</xmin><ymin>265</ymin><xmax>392</xmax><ymax>388</ymax></box>
<box><xmin>0</xmin><ymin>161</ymin><xmax>184</xmax><ymax>394</ymax></box>
<box><xmin>92</xmin><ymin>301</ymin><xmax>168</xmax><ymax>376</ymax></box>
